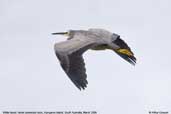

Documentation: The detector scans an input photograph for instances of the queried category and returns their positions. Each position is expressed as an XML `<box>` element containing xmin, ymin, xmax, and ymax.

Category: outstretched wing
<box><xmin>54</xmin><ymin>38</ymin><xmax>95</xmax><ymax>90</ymax></box>
<box><xmin>113</xmin><ymin>36</ymin><xmax>136</xmax><ymax>65</ymax></box>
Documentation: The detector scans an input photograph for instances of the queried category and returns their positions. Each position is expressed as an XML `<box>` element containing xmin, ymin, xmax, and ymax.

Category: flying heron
<box><xmin>52</xmin><ymin>28</ymin><xmax>136</xmax><ymax>90</ymax></box>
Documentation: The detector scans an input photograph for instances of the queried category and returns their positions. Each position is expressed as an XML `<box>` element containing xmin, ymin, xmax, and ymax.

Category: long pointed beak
<box><xmin>52</xmin><ymin>32</ymin><xmax>68</xmax><ymax>35</ymax></box>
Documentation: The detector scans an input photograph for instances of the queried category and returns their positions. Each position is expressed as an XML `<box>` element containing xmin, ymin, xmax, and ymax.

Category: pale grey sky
<box><xmin>0</xmin><ymin>0</ymin><xmax>171</xmax><ymax>113</ymax></box>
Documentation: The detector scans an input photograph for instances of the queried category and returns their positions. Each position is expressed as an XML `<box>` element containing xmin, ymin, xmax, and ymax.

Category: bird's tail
<box><xmin>113</xmin><ymin>37</ymin><xmax>136</xmax><ymax>65</ymax></box>
<box><xmin>114</xmin><ymin>49</ymin><xmax>136</xmax><ymax>65</ymax></box>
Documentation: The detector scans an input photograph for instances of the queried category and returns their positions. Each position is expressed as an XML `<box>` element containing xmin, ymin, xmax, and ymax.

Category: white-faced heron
<box><xmin>52</xmin><ymin>28</ymin><xmax>136</xmax><ymax>90</ymax></box>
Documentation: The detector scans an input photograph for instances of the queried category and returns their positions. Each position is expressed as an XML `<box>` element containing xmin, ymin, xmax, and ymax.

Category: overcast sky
<box><xmin>0</xmin><ymin>0</ymin><xmax>171</xmax><ymax>113</ymax></box>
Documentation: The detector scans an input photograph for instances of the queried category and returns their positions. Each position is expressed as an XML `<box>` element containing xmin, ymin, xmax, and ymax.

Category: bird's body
<box><xmin>52</xmin><ymin>28</ymin><xmax>136</xmax><ymax>90</ymax></box>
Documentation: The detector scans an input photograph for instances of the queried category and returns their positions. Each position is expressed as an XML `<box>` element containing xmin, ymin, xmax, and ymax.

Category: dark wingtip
<box><xmin>72</xmin><ymin>80</ymin><xmax>87</xmax><ymax>91</ymax></box>
<box><xmin>76</xmin><ymin>85</ymin><xmax>86</xmax><ymax>91</ymax></box>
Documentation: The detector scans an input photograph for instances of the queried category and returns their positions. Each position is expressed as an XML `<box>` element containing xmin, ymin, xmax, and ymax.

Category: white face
<box><xmin>67</xmin><ymin>30</ymin><xmax>72</xmax><ymax>36</ymax></box>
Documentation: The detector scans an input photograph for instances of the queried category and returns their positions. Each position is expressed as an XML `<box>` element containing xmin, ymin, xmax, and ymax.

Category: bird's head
<box><xmin>52</xmin><ymin>30</ymin><xmax>76</xmax><ymax>39</ymax></box>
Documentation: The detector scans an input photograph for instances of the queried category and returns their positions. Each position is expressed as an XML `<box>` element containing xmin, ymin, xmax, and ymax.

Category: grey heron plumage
<box><xmin>52</xmin><ymin>28</ymin><xmax>136</xmax><ymax>90</ymax></box>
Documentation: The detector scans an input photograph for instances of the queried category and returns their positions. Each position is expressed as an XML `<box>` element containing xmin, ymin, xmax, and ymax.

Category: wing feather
<box><xmin>54</xmin><ymin>38</ymin><xmax>95</xmax><ymax>90</ymax></box>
